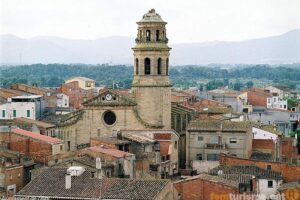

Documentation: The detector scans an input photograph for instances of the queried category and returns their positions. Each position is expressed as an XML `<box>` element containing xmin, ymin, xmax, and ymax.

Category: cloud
<box><xmin>1</xmin><ymin>0</ymin><xmax>300</xmax><ymax>43</ymax></box>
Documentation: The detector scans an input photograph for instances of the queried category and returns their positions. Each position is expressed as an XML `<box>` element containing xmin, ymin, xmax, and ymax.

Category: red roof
<box><xmin>88</xmin><ymin>146</ymin><xmax>133</xmax><ymax>158</ymax></box>
<box><xmin>11</xmin><ymin>128</ymin><xmax>62</xmax><ymax>144</ymax></box>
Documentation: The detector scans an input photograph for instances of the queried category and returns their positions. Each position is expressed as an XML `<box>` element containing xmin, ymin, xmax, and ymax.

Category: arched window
<box><xmin>162</xmin><ymin>31</ymin><xmax>165</xmax><ymax>39</ymax></box>
<box><xmin>166</xmin><ymin>58</ymin><xmax>169</xmax><ymax>75</ymax></box>
<box><xmin>146</xmin><ymin>30</ymin><xmax>151</xmax><ymax>42</ymax></box>
<box><xmin>135</xmin><ymin>58</ymin><xmax>139</xmax><ymax>75</ymax></box>
<box><xmin>144</xmin><ymin>58</ymin><xmax>151</xmax><ymax>75</ymax></box>
<box><xmin>157</xmin><ymin>58</ymin><xmax>162</xmax><ymax>75</ymax></box>
<box><xmin>156</xmin><ymin>30</ymin><xmax>160</xmax><ymax>41</ymax></box>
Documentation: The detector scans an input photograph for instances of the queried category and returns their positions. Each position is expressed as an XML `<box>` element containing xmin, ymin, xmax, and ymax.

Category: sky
<box><xmin>1</xmin><ymin>0</ymin><xmax>300</xmax><ymax>43</ymax></box>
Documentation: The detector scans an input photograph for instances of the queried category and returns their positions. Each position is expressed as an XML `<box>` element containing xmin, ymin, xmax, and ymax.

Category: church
<box><xmin>57</xmin><ymin>9</ymin><xmax>179</xmax><ymax>176</ymax></box>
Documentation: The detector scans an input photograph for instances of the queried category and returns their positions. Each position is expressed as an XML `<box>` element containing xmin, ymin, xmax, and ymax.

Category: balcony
<box><xmin>205</xmin><ymin>143</ymin><xmax>227</xmax><ymax>149</ymax></box>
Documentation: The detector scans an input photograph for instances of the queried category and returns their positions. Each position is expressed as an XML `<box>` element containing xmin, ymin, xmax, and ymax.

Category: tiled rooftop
<box><xmin>14</xmin><ymin>117</ymin><xmax>56</xmax><ymax>129</ymax></box>
<box><xmin>16</xmin><ymin>168</ymin><xmax>169</xmax><ymax>199</ymax></box>
<box><xmin>11</xmin><ymin>128</ymin><xmax>62</xmax><ymax>144</ymax></box>
<box><xmin>176</xmin><ymin>173</ymin><xmax>239</xmax><ymax>189</ymax></box>
<box><xmin>88</xmin><ymin>146</ymin><xmax>133</xmax><ymax>158</ymax></box>
<box><xmin>210</xmin><ymin>165</ymin><xmax>282</xmax><ymax>180</ymax></box>
<box><xmin>187</xmin><ymin>120</ymin><xmax>252</xmax><ymax>132</ymax></box>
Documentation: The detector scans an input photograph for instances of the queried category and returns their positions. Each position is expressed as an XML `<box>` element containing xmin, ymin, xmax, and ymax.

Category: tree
<box><xmin>246</xmin><ymin>81</ymin><xmax>254</xmax><ymax>89</ymax></box>
<box><xmin>233</xmin><ymin>81</ymin><xmax>243</xmax><ymax>91</ymax></box>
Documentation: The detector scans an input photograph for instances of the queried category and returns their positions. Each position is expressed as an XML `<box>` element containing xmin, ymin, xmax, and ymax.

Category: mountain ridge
<box><xmin>1</xmin><ymin>30</ymin><xmax>299</xmax><ymax>65</ymax></box>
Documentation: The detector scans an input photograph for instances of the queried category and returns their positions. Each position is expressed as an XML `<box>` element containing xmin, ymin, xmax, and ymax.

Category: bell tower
<box><xmin>132</xmin><ymin>9</ymin><xmax>171</xmax><ymax>129</ymax></box>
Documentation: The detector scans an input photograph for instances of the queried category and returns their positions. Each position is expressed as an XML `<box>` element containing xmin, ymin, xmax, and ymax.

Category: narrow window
<box><xmin>144</xmin><ymin>58</ymin><xmax>151</xmax><ymax>75</ymax></box>
<box><xmin>13</xmin><ymin>110</ymin><xmax>16</xmax><ymax>117</ymax></box>
<box><xmin>26</xmin><ymin>110</ymin><xmax>30</xmax><ymax>117</ymax></box>
<box><xmin>135</xmin><ymin>58</ymin><xmax>139</xmax><ymax>75</ymax></box>
<box><xmin>146</xmin><ymin>30</ymin><xmax>151</xmax><ymax>41</ymax></box>
<box><xmin>139</xmin><ymin>30</ymin><xmax>142</xmax><ymax>40</ymax></box>
<box><xmin>157</xmin><ymin>58</ymin><xmax>162</xmax><ymax>75</ymax></box>
<box><xmin>2</xmin><ymin>110</ymin><xmax>5</xmax><ymax>118</ymax></box>
<box><xmin>156</xmin><ymin>30</ymin><xmax>160</xmax><ymax>41</ymax></box>
<box><xmin>166</xmin><ymin>58</ymin><xmax>169</xmax><ymax>75</ymax></box>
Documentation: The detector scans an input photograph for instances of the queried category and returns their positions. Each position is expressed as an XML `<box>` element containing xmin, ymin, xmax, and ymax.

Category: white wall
<box><xmin>57</xmin><ymin>93</ymin><xmax>69</xmax><ymax>108</ymax></box>
<box><xmin>252</xmin><ymin>127</ymin><xmax>278</xmax><ymax>141</ymax></box>
<box><xmin>267</xmin><ymin>97</ymin><xmax>288</xmax><ymax>110</ymax></box>
<box><xmin>257</xmin><ymin>179</ymin><xmax>282</xmax><ymax>197</ymax></box>
<box><xmin>0</xmin><ymin>102</ymin><xmax>37</xmax><ymax>120</ymax></box>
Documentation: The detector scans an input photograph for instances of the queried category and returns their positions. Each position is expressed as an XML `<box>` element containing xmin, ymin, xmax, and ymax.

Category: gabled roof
<box><xmin>82</xmin><ymin>89</ymin><xmax>136</xmax><ymax>107</ymax></box>
<box><xmin>210</xmin><ymin>165</ymin><xmax>282</xmax><ymax>180</ymax></box>
<box><xmin>175</xmin><ymin>173</ymin><xmax>239</xmax><ymax>189</ymax></box>
<box><xmin>11</xmin><ymin>128</ymin><xmax>62</xmax><ymax>144</ymax></box>
<box><xmin>87</xmin><ymin>146</ymin><xmax>133</xmax><ymax>158</ymax></box>
<box><xmin>14</xmin><ymin>117</ymin><xmax>56</xmax><ymax>129</ymax></box>
<box><xmin>16</xmin><ymin>168</ymin><xmax>170</xmax><ymax>200</ymax></box>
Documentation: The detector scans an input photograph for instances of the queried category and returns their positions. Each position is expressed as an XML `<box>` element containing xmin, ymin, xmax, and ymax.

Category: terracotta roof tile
<box><xmin>11</xmin><ymin>128</ymin><xmax>62</xmax><ymax>144</ymax></box>
<box><xmin>88</xmin><ymin>146</ymin><xmax>133</xmax><ymax>158</ymax></box>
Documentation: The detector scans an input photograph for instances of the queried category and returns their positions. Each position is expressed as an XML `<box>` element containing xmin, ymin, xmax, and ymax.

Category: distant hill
<box><xmin>1</xmin><ymin>30</ymin><xmax>300</xmax><ymax>65</ymax></box>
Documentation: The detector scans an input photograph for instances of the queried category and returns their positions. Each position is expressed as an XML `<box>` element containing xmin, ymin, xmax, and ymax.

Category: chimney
<box><xmin>96</xmin><ymin>157</ymin><xmax>102</xmax><ymax>179</ymax></box>
<box><xmin>65</xmin><ymin>173</ymin><xmax>71</xmax><ymax>189</ymax></box>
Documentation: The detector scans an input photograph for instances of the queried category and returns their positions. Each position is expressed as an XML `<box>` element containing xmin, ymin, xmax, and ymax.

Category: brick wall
<box><xmin>8</xmin><ymin>133</ymin><xmax>53</xmax><ymax>164</ymax></box>
<box><xmin>3</xmin><ymin>165</ymin><xmax>23</xmax><ymax>194</ymax></box>
<box><xmin>252</xmin><ymin>139</ymin><xmax>274</xmax><ymax>153</ymax></box>
<box><xmin>281</xmin><ymin>138</ymin><xmax>299</xmax><ymax>159</ymax></box>
<box><xmin>59</xmin><ymin>82</ymin><xmax>94</xmax><ymax>109</ymax></box>
<box><xmin>220</xmin><ymin>153</ymin><xmax>300</xmax><ymax>182</ymax></box>
<box><xmin>174</xmin><ymin>177</ymin><xmax>239</xmax><ymax>200</ymax></box>
<box><xmin>246</xmin><ymin>88</ymin><xmax>271</xmax><ymax>107</ymax></box>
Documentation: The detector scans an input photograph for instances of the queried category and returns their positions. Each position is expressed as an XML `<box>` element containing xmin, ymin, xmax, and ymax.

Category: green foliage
<box><xmin>0</xmin><ymin>64</ymin><xmax>300</xmax><ymax>90</ymax></box>
<box><xmin>287</xmin><ymin>98</ymin><xmax>299</xmax><ymax>110</ymax></box>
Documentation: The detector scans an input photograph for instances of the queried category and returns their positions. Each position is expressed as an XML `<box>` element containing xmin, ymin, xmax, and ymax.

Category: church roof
<box><xmin>138</xmin><ymin>9</ymin><xmax>166</xmax><ymax>23</ymax></box>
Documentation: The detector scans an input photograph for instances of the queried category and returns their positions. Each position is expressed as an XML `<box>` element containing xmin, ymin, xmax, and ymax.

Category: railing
<box><xmin>205</xmin><ymin>143</ymin><xmax>227</xmax><ymax>149</ymax></box>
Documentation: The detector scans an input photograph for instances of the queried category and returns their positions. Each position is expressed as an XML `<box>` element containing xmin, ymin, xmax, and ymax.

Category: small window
<box><xmin>13</xmin><ymin>110</ymin><xmax>16</xmax><ymax>117</ymax></box>
<box><xmin>174</xmin><ymin>141</ymin><xmax>177</xmax><ymax>149</ymax></box>
<box><xmin>284</xmin><ymin>105</ymin><xmax>287</xmax><ymax>109</ymax></box>
<box><xmin>26</xmin><ymin>110</ymin><xmax>30</xmax><ymax>117</ymax></box>
<box><xmin>198</xmin><ymin>136</ymin><xmax>203</xmax><ymax>141</ymax></box>
<box><xmin>154</xmin><ymin>143</ymin><xmax>160</xmax><ymax>151</ymax></box>
<box><xmin>268</xmin><ymin>180</ymin><xmax>273</xmax><ymax>188</ymax></box>
<box><xmin>2</xmin><ymin>110</ymin><xmax>5</xmax><ymax>118</ymax></box>
<box><xmin>267</xmin><ymin>165</ymin><xmax>272</xmax><ymax>170</ymax></box>
<box><xmin>229</xmin><ymin>138</ymin><xmax>237</xmax><ymax>144</ymax></box>
<box><xmin>196</xmin><ymin>153</ymin><xmax>203</xmax><ymax>160</ymax></box>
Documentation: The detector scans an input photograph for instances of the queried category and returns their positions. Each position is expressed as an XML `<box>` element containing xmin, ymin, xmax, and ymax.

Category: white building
<box><xmin>57</xmin><ymin>93</ymin><xmax>69</xmax><ymax>108</ymax></box>
<box><xmin>265</xmin><ymin>86</ymin><xmax>291</xmax><ymax>99</ymax></box>
<box><xmin>0</xmin><ymin>95</ymin><xmax>45</xmax><ymax>120</ymax></box>
<box><xmin>267</xmin><ymin>96</ymin><xmax>288</xmax><ymax>110</ymax></box>
<box><xmin>65</xmin><ymin>77</ymin><xmax>96</xmax><ymax>90</ymax></box>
